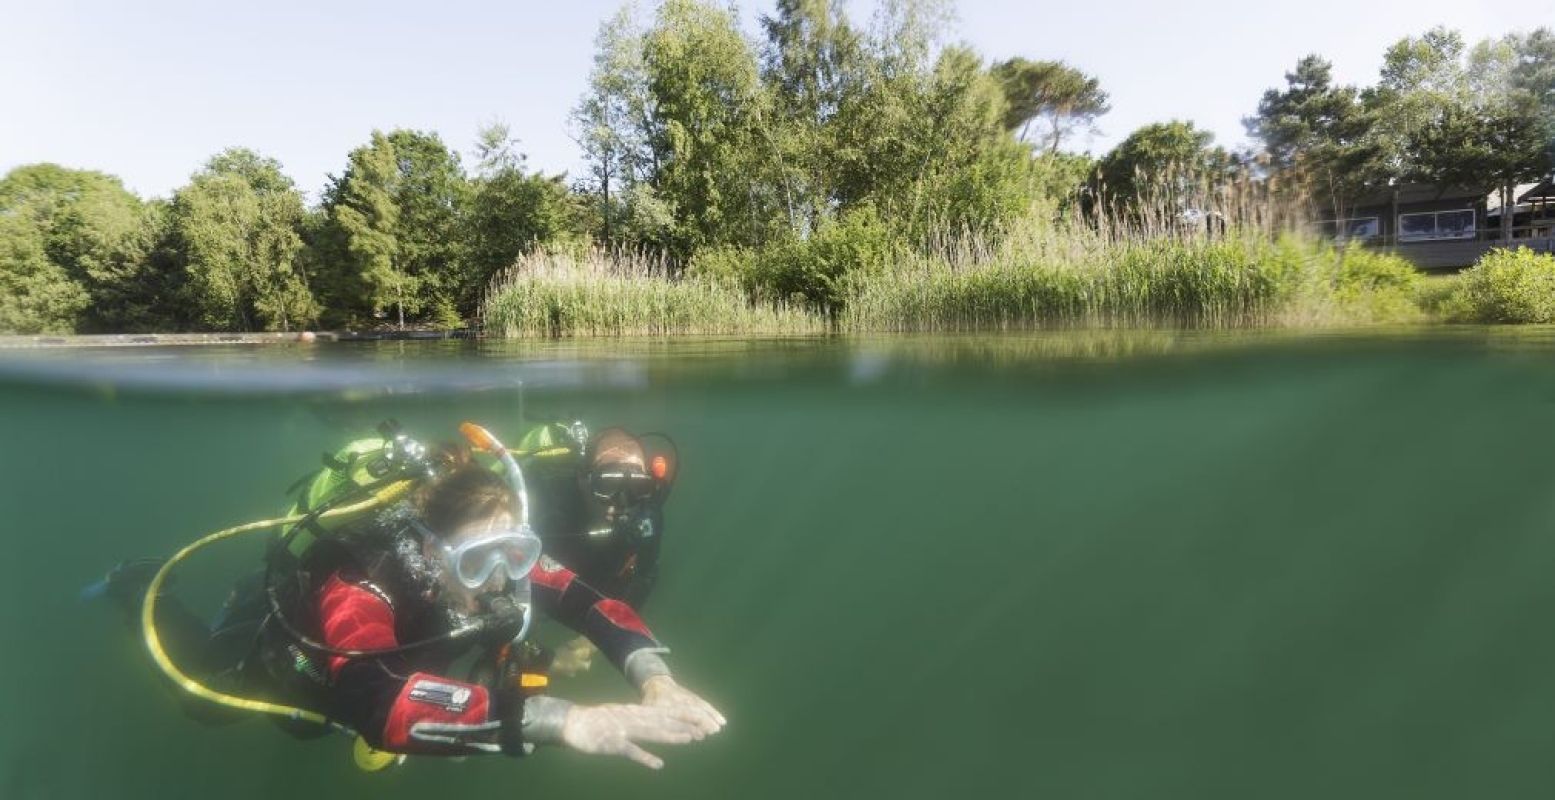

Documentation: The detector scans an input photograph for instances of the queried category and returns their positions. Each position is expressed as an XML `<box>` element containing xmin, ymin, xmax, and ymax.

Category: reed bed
<box><xmin>481</xmin><ymin>248</ymin><xmax>826</xmax><ymax>337</ymax></box>
<box><xmin>839</xmin><ymin>233</ymin><xmax>1422</xmax><ymax>332</ymax></box>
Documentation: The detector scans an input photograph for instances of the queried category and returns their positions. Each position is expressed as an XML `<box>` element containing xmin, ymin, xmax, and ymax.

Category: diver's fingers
<box><xmin>704</xmin><ymin>699</ymin><xmax>727</xmax><ymax>728</ymax></box>
<box><xmin>657</xmin><ymin>687</ymin><xmax>726</xmax><ymax>734</ymax></box>
<box><xmin>684</xmin><ymin>693</ymin><xmax>726</xmax><ymax>731</ymax></box>
<box><xmin>690</xmin><ymin>702</ymin><xmax>725</xmax><ymax>734</ymax></box>
<box><xmin>658</xmin><ymin>700</ymin><xmax>720</xmax><ymax>736</ymax></box>
<box><xmin>621</xmin><ymin>742</ymin><xmax>664</xmax><ymax>770</ymax></box>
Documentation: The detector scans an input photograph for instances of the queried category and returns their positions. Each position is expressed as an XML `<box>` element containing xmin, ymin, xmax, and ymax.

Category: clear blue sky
<box><xmin>2</xmin><ymin>0</ymin><xmax>1547</xmax><ymax>200</ymax></box>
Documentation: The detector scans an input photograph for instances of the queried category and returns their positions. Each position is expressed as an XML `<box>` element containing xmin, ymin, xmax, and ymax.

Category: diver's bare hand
<box><xmin>641</xmin><ymin>674</ymin><xmax>726</xmax><ymax>737</ymax></box>
<box><xmin>560</xmin><ymin>703</ymin><xmax>701</xmax><ymax>769</ymax></box>
<box><xmin>550</xmin><ymin>636</ymin><xmax>596</xmax><ymax>677</ymax></box>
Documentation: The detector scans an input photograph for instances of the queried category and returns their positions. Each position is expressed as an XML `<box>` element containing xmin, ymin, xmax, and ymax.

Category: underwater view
<box><xmin>4</xmin><ymin>331</ymin><xmax>1555</xmax><ymax>799</ymax></box>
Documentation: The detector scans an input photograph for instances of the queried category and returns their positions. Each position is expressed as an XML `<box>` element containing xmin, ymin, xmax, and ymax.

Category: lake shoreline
<box><xmin>0</xmin><ymin>329</ymin><xmax>482</xmax><ymax>349</ymax></box>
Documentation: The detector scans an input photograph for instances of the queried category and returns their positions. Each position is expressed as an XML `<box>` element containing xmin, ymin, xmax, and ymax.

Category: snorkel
<box><xmin>458</xmin><ymin>422</ymin><xmax>535</xmax><ymax>644</ymax></box>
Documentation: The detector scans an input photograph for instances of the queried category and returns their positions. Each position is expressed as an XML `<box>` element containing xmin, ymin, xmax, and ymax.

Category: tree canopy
<box><xmin>1245</xmin><ymin>25</ymin><xmax>1555</xmax><ymax>230</ymax></box>
<box><xmin>991</xmin><ymin>58</ymin><xmax>1109</xmax><ymax>154</ymax></box>
<box><xmin>7</xmin><ymin>8</ymin><xmax>1554</xmax><ymax>335</ymax></box>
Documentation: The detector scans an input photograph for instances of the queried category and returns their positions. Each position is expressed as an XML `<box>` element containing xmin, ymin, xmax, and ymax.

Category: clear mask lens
<box><xmin>446</xmin><ymin>530</ymin><xmax>541</xmax><ymax>591</ymax></box>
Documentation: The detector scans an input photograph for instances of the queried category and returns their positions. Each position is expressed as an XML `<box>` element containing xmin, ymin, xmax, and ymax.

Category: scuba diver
<box><xmin>519</xmin><ymin>422</ymin><xmax>673</xmax><ymax>607</ymax></box>
<box><xmin>91</xmin><ymin>421</ymin><xmax>724</xmax><ymax>770</ymax></box>
<box><xmin>515</xmin><ymin>422</ymin><xmax>676</xmax><ymax>675</ymax></box>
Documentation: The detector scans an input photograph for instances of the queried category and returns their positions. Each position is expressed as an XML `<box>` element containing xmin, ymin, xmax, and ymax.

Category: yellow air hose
<box><xmin>139</xmin><ymin>481</ymin><xmax>414</xmax><ymax>726</ymax></box>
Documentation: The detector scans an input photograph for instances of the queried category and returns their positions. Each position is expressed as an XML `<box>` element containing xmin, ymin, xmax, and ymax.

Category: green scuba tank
<box><xmin>511</xmin><ymin>421</ymin><xmax>587</xmax><ymax>479</ymax></box>
<box><xmin>281</xmin><ymin>421</ymin><xmax>432</xmax><ymax>560</ymax></box>
<box><xmin>516</xmin><ymin>421</ymin><xmax>584</xmax><ymax>457</ymax></box>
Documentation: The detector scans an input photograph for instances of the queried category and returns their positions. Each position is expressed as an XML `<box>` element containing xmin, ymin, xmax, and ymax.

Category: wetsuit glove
<box><xmin>494</xmin><ymin>657</ymin><xmax>569</xmax><ymax>756</ymax></box>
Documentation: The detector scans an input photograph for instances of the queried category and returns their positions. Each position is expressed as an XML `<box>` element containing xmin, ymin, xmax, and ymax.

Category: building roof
<box><xmin>1487</xmin><ymin>182</ymin><xmax>1545</xmax><ymax>212</ymax></box>
<box><xmin>1520</xmin><ymin>179</ymin><xmax>1555</xmax><ymax>202</ymax></box>
<box><xmin>1344</xmin><ymin>183</ymin><xmax>1492</xmax><ymax>208</ymax></box>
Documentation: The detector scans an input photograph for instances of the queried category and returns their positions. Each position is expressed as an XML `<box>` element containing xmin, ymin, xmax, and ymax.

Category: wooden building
<box><xmin>1317</xmin><ymin>182</ymin><xmax>1555</xmax><ymax>270</ymax></box>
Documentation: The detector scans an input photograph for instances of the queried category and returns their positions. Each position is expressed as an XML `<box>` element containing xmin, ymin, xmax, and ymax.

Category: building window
<box><xmin>1317</xmin><ymin>217</ymin><xmax>1380</xmax><ymax>242</ymax></box>
<box><xmin>1398</xmin><ymin>210</ymin><xmax>1476</xmax><ymax>241</ymax></box>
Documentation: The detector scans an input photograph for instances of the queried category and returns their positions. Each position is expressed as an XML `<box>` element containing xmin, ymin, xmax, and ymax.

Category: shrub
<box><xmin>1330</xmin><ymin>245</ymin><xmax>1422</xmax><ymax>323</ymax></box>
<box><xmin>1448</xmin><ymin>247</ymin><xmax>1555</xmax><ymax>323</ymax></box>
<box><xmin>689</xmin><ymin>206</ymin><xmax>896</xmax><ymax>312</ymax></box>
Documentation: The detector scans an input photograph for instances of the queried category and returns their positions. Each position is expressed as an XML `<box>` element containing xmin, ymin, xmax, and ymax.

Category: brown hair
<box><xmin>414</xmin><ymin>442</ymin><xmax>517</xmax><ymax>539</ymax></box>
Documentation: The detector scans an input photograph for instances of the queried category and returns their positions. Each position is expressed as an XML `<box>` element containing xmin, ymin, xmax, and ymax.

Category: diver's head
<box><xmin>415</xmin><ymin>456</ymin><xmax>541</xmax><ymax>614</ymax></box>
<box><xmin>586</xmin><ymin>429</ymin><xmax>657</xmax><ymax>524</ymax></box>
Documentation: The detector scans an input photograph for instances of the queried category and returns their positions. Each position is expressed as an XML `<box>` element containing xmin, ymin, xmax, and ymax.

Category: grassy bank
<box><xmin>482</xmin><ymin>226</ymin><xmax>1438</xmax><ymax>336</ymax></box>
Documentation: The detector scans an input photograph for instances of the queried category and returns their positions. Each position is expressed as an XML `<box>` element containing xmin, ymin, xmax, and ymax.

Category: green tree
<box><xmin>642</xmin><ymin>0</ymin><xmax>775</xmax><ymax>253</ymax></box>
<box><xmin>320</xmin><ymin>130</ymin><xmax>469</xmax><ymax>327</ymax></box>
<box><xmin>0</xmin><ymin>211</ymin><xmax>89</xmax><ymax>334</ymax></box>
<box><xmin>828</xmin><ymin>6</ymin><xmax>1029</xmax><ymax>240</ymax></box>
<box><xmin>572</xmin><ymin>6</ymin><xmax>659</xmax><ymax>246</ymax></box>
<box><xmin>1245</xmin><ymin>55</ymin><xmax>1383</xmax><ymax>208</ymax></box>
<box><xmin>1363</xmin><ymin>27</ymin><xmax>1471</xmax><ymax>183</ymax></box>
<box><xmin>462</xmin><ymin>124</ymin><xmax>585</xmax><ymax>311</ymax></box>
<box><xmin>907</xmin><ymin>46</ymin><xmax>1033</xmax><ymax>236</ymax></box>
<box><xmin>760</xmin><ymin>0</ymin><xmax>865</xmax><ymax>232</ymax></box>
<box><xmin>1094</xmin><ymin>121</ymin><xmax>1234</xmax><ymax>220</ymax></box>
<box><xmin>990</xmin><ymin>58</ymin><xmax>1109</xmax><ymax>154</ymax></box>
<box><xmin>1507</xmin><ymin>28</ymin><xmax>1555</xmax><ymax>139</ymax></box>
<box><xmin>1360</xmin><ymin>29</ymin><xmax>1552</xmax><ymax>240</ymax></box>
<box><xmin>0</xmin><ymin>164</ymin><xmax>174</xmax><ymax>332</ymax></box>
<box><xmin>169</xmin><ymin>148</ymin><xmax>317</xmax><ymax>331</ymax></box>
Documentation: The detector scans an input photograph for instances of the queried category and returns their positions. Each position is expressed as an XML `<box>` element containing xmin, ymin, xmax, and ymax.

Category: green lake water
<box><xmin>3</xmin><ymin>330</ymin><xmax>1555</xmax><ymax>798</ymax></box>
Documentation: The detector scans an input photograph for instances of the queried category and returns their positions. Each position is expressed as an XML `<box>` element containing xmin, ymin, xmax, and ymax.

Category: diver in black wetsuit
<box><xmin>525</xmin><ymin>426</ymin><xmax>672</xmax><ymax>607</ymax></box>
<box><xmin>519</xmin><ymin>425</ymin><xmax>675</xmax><ymax>674</ymax></box>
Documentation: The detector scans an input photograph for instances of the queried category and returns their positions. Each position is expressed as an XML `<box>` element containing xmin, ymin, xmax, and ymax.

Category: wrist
<box><xmin>520</xmin><ymin>695</ymin><xmax>573</xmax><ymax>746</ymax></box>
<box><xmin>623</xmin><ymin>647</ymin><xmax>672</xmax><ymax>689</ymax></box>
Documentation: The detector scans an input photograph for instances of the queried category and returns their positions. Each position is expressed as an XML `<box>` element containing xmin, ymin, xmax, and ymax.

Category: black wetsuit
<box><xmin>525</xmin><ymin>462</ymin><xmax>663</xmax><ymax>609</ymax></box>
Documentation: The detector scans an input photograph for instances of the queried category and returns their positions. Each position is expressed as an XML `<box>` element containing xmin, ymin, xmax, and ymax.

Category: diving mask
<box><xmin>589</xmin><ymin>465</ymin><xmax>656</xmax><ymax>508</ymax></box>
<box><xmin>440</xmin><ymin>529</ymin><xmax>543</xmax><ymax>591</ymax></box>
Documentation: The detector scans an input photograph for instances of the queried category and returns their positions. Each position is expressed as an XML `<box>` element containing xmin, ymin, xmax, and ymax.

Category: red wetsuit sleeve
<box><xmin>318</xmin><ymin>575</ymin><xmax>399</xmax><ymax>677</ymax></box>
<box><xmin>530</xmin><ymin>557</ymin><xmax>663</xmax><ymax>670</ymax></box>
<box><xmin>316</xmin><ymin>574</ymin><xmax>499</xmax><ymax>754</ymax></box>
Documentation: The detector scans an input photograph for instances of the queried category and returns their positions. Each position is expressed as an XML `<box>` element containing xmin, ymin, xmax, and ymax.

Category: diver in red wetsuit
<box><xmin>101</xmin><ymin>430</ymin><xmax>724</xmax><ymax>769</ymax></box>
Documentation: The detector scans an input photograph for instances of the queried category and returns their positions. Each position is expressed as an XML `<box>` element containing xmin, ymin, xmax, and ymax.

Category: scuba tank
<box><xmin>280</xmin><ymin>419</ymin><xmax>434</xmax><ymax>561</ymax></box>
<box><xmin>259</xmin><ymin>420</ymin><xmax>531</xmax><ymax>698</ymax></box>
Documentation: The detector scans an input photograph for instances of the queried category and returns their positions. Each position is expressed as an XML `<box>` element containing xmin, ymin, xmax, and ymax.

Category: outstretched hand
<box><xmin>560</xmin><ymin>703</ymin><xmax>702</xmax><ymax>769</ymax></box>
<box><xmin>641</xmin><ymin>674</ymin><xmax>726</xmax><ymax>737</ymax></box>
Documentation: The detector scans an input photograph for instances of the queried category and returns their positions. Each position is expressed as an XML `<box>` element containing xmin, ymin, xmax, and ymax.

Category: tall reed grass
<box><xmin>481</xmin><ymin>248</ymin><xmax>825</xmax><ymax>337</ymax></box>
<box><xmin>839</xmin><ymin>232</ymin><xmax>1422</xmax><ymax>331</ymax></box>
